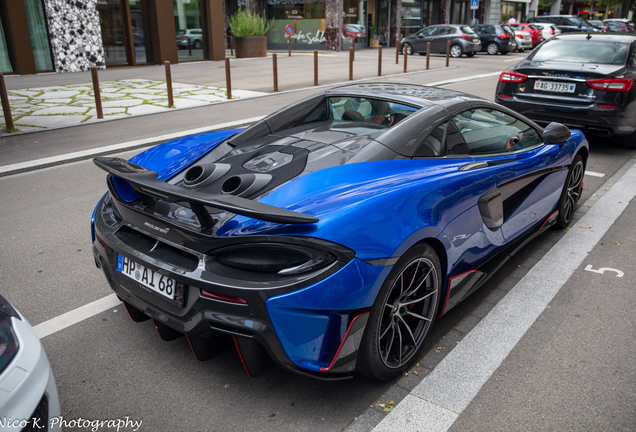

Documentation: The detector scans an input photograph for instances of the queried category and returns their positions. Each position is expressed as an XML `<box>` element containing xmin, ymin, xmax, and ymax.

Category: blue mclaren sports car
<box><xmin>91</xmin><ymin>83</ymin><xmax>588</xmax><ymax>381</ymax></box>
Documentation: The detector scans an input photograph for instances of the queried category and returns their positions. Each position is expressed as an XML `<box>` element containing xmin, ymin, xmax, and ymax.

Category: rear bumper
<box><xmin>495</xmin><ymin>94</ymin><xmax>636</xmax><ymax>137</ymax></box>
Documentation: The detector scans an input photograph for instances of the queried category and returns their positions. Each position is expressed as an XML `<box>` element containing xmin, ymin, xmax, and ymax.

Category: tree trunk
<box><xmin>325</xmin><ymin>0</ymin><xmax>339</xmax><ymax>51</ymax></box>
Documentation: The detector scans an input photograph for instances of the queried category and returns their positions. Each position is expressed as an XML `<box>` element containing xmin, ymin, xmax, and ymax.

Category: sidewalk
<box><xmin>0</xmin><ymin>48</ymin><xmax>479</xmax><ymax>135</ymax></box>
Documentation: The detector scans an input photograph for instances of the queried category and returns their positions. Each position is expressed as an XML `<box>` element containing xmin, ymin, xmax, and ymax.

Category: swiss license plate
<box><xmin>117</xmin><ymin>254</ymin><xmax>176</xmax><ymax>300</ymax></box>
<box><xmin>534</xmin><ymin>81</ymin><xmax>576</xmax><ymax>93</ymax></box>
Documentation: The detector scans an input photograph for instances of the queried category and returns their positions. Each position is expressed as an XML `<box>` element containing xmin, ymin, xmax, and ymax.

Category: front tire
<box><xmin>556</xmin><ymin>155</ymin><xmax>584</xmax><ymax>228</ymax></box>
<box><xmin>487</xmin><ymin>42</ymin><xmax>499</xmax><ymax>55</ymax></box>
<box><xmin>450</xmin><ymin>44</ymin><xmax>463</xmax><ymax>58</ymax></box>
<box><xmin>357</xmin><ymin>244</ymin><xmax>441</xmax><ymax>380</ymax></box>
<box><xmin>401</xmin><ymin>43</ymin><xmax>413</xmax><ymax>55</ymax></box>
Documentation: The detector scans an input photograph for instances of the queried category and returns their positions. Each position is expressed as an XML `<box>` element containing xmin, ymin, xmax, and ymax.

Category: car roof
<box><xmin>550</xmin><ymin>33</ymin><xmax>636</xmax><ymax>42</ymax></box>
<box><xmin>326</xmin><ymin>83</ymin><xmax>489</xmax><ymax>110</ymax></box>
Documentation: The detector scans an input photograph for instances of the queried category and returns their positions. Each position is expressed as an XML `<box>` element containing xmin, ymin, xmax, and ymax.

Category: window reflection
<box><xmin>24</xmin><ymin>0</ymin><xmax>53</xmax><ymax>71</ymax></box>
<box><xmin>174</xmin><ymin>0</ymin><xmax>205</xmax><ymax>61</ymax></box>
<box><xmin>0</xmin><ymin>15</ymin><xmax>13</xmax><ymax>73</ymax></box>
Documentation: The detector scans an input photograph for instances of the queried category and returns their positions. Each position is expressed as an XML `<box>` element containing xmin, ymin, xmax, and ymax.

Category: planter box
<box><xmin>370</xmin><ymin>39</ymin><xmax>380</xmax><ymax>48</ymax></box>
<box><xmin>234</xmin><ymin>36</ymin><xmax>267</xmax><ymax>58</ymax></box>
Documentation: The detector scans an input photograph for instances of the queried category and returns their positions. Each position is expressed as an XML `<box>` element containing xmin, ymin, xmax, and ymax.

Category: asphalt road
<box><xmin>1</xmin><ymin>52</ymin><xmax>635</xmax><ymax>432</ymax></box>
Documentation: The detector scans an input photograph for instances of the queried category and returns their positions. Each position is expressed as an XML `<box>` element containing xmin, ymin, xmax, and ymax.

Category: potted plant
<box><xmin>228</xmin><ymin>9</ymin><xmax>274</xmax><ymax>58</ymax></box>
<box><xmin>368</xmin><ymin>25</ymin><xmax>379</xmax><ymax>48</ymax></box>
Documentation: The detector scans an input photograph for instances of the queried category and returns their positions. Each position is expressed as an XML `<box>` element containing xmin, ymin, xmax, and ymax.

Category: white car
<box><xmin>532</xmin><ymin>23</ymin><xmax>561</xmax><ymax>40</ymax></box>
<box><xmin>513</xmin><ymin>30</ymin><xmax>533</xmax><ymax>51</ymax></box>
<box><xmin>0</xmin><ymin>295</ymin><xmax>61</xmax><ymax>431</ymax></box>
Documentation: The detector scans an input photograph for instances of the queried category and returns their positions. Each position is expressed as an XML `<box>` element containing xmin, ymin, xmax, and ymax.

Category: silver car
<box><xmin>400</xmin><ymin>24</ymin><xmax>481</xmax><ymax>58</ymax></box>
<box><xmin>0</xmin><ymin>295</ymin><xmax>61</xmax><ymax>431</ymax></box>
<box><xmin>513</xmin><ymin>30</ymin><xmax>533</xmax><ymax>51</ymax></box>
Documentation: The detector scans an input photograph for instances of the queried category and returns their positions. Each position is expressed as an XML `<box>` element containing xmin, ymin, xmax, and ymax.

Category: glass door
<box><xmin>98</xmin><ymin>0</ymin><xmax>153</xmax><ymax>66</ymax></box>
<box><xmin>129</xmin><ymin>0</ymin><xmax>153</xmax><ymax>64</ymax></box>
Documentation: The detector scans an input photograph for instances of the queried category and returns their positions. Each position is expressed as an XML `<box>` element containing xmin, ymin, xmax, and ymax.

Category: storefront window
<box><xmin>98</xmin><ymin>0</ymin><xmax>127</xmax><ymax>66</ymax></box>
<box><xmin>342</xmin><ymin>0</ymin><xmax>366</xmax><ymax>45</ymax></box>
<box><xmin>130</xmin><ymin>0</ymin><xmax>153</xmax><ymax>64</ymax></box>
<box><xmin>267</xmin><ymin>0</ymin><xmax>326</xmax><ymax>47</ymax></box>
<box><xmin>401</xmin><ymin>0</ymin><xmax>422</xmax><ymax>39</ymax></box>
<box><xmin>24</xmin><ymin>0</ymin><xmax>53</xmax><ymax>71</ymax></box>
<box><xmin>174</xmin><ymin>0</ymin><xmax>205</xmax><ymax>61</ymax></box>
<box><xmin>0</xmin><ymin>15</ymin><xmax>13</xmax><ymax>73</ymax></box>
<box><xmin>500</xmin><ymin>1</ymin><xmax>526</xmax><ymax>24</ymax></box>
<box><xmin>451</xmin><ymin>0</ymin><xmax>471</xmax><ymax>25</ymax></box>
<box><xmin>376</xmin><ymin>0</ymin><xmax>389</xmax><ymax>46</ymax></box>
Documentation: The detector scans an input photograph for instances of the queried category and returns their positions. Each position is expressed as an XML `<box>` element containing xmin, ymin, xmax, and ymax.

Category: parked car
<box><xmin>91</xmin><ymin>83</ymin><xmax>588</xmax><ymax>381</ymax></box>
<box><xmin>532</xmin><ymin>22</ymin><xmax>562</xmax><ymax>40</ymax></box>
<box><xmin>0</xmin><ymin>295</ymin><xmax>61</xmax><ymax>430</ymax></box>
<box><xmin>513</xmin><ymin>29</ymin><xmax>533</xmax><ymax>51</ymax></box>
<box><xmin>587</xmin><ymin>19</ymin><xmax>607</xmax><ymax>31</ymax></box>
<box><xmin>509</xmin><ymin>23</ymin><xmax>545</xmax><ymax>46</ymax></box>
<box><xmin>400</xmin><ymin>24</ymin><xmax>481</xmax><ymax>57</ymax></box>
<box><xmin>343</xmin><ymin>24</ymin><xmax>366</xmax><ymax>42</ymax></box>
<box><xmin>473</xmin><ymin>24</ymin><xmax>517</xmax><ymax>54</ymax></box>
<box><xmin>604</xmin><ymin>20</ymin><xmax>633</xmax><ymax>33</ymax></box>
<box><xmin>177</xmin><ymin>28</ymin><xmax>203</xmax><ymax>49</ymax></box>
<box><xmin>604</xmin><ymin>18</ymin><xmax>635</xmax><ymax>32</ymax></box>
<box><xmin>496</xmin><ymin>33</ymin><xmax>636</xmax><ymax>148</ymax></box>
<box><xmin>529</xmin><ymin>15</ymin><xmax>599</xmax><ymax>33</ymax></box>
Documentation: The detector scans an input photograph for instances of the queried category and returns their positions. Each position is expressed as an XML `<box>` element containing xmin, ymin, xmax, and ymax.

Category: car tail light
<box><xmin>516</xmin><ymin>34</ymin><xmax>523</xmax><ymax>39</ymax></box>
<box><xmin>501</xmin><ymin>33</ymin><xmax>510</xmax><ymax>39</ymax></box>
<box><xmin>598</xmin><ymin>104</ymin><xmax>617</xmax><ymax>109</ymax></box>
<box><xmin>550</xmin><ymin>28</ymin><xmax>555</xmax><ymax>35</ymax></box>
<box><xmin>586</xmin><ymin>78</ymin><xmax>633</xmax><ymax>92</ymax></box>
<box><xmin>461</xmin><ymin>35</ymin><xmax>470</xmax><ymax>40</ymax></box>
<box><xmin>498</xmin><ymin>94</ymin><xmax>512</xmax><ymax>98</ymax></box>
<box><xmin>201</xmin><ymin>290</ymin><xmax>247</xmax><ymax>305</ymax></box>
<box><xmin>499</xmin><ymin>71</ymin><xmax>528</xmax><ymax>83</ymax></box>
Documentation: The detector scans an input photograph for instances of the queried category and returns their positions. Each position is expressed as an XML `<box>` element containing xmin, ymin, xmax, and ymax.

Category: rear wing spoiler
<box><xmin>93</xmin><ymin>157</ymin><xmax>319</xmax><ymax>227</ymax></box>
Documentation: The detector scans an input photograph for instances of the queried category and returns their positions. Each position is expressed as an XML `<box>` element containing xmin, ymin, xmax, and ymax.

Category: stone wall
<box><xmin>44</xmin><ymin>0</ymin><xmax>105</xmax><ymax>73</ymax></box>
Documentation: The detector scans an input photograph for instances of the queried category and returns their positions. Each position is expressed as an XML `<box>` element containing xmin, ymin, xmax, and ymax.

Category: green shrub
<box><xmin>228</xmin><ymin>8</ymin><xmax>274</xmax><ymax>37</ymax></box>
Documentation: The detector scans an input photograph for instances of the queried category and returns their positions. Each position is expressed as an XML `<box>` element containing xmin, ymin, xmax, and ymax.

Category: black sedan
<box><xmin>495</xmin><ymin>33</ymin><xmax>636</xmax><ymax>148</ymax></box>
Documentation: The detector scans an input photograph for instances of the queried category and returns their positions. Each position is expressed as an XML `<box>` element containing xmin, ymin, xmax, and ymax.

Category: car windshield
<box><xmin>327</xmin><ymin>97</ymin><xmax>418</xmax><ymax>130</ymax></box>
<box><xmin>527</xmin><ymin>39</ymin><xmax>630</xmax><ymax>65</ymax></box>
<box><xmin>177</xmin><ymin>30</ymin><xmax>186</xmax><ymax>36</ymax></box>
<box><xmin>460</xmin><ymin>26</ymin><xmax>476</xmax><ymax>34</ymax></box>
<box><xmin>502</xmin><ymin>25</ymin><xmax>514</xmax><ymax>34</ymax></box>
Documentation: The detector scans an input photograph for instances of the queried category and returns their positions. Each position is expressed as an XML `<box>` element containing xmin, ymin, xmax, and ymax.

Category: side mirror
<box><xmin>543</xmin><ymin>122</ymin><xmax>571</xmax><ymax>144</ymax></box>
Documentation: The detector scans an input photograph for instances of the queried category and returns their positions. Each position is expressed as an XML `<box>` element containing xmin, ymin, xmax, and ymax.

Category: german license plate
<box><xmin>117</xmin><ymin>254</ymin><xmax>176</xmax><ymax>300</ymax></box>
<box><xmin>534</xmin><ymin>81</ymin><xmax>576</xmax><ymax>93</ymax></box>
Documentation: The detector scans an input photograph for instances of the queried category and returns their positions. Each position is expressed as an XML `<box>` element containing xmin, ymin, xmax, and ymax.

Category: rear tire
<box><xmin>614</xmin><ymin>132</ymin><xmax>636</xmax><ymax>149</ymax></box>
<box><xmin>356</xmin><ymin>244</ymin><xmax>441</xmax><ymax>381</ymax></box>
<box><xmin>556</xmin><ymin>155</ymin><xmax>584</xmax><ymax>228</ymax></box>
<box><xmin>450</xmin><ymin>44</ymin><xmax>463</xmax><ymax>58</ymax></box>
<box><xmin>487</xmin><ymin>42</ymin><xmax>499</xmax><ymax>55</ymax></box>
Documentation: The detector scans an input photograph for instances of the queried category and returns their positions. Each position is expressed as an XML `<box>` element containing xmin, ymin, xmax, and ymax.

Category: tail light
<box><xmin>499</xmin><ymin>71</ymin><xmax>528</xmax><ymax>83</ymax></box>
<box><xmin>605</xmin><ymin>26</ymin><xmax>608</xmax><ymax>31</ymax></box>
<box><xmin>550</xmin><ymin>28</ymin><xmax>555</xmax><ymax>35</ymax></box>
<box><xmin>586</xmin><ymin>78</ymin><xmax>633</xmax><ymax>92</ymax></box>
<box><xmin>501</xmin><ymin>33</ymin><xmax>510</xmax><ymax>39</ymax></box>
<box><xmin>516</xmin><ymin>34</ymin><xmax>523</xmax><ymax>39</ymax></box>
<box><xmin>461</xmin><ymin>35</ymin><xmax>470</xmax><ymax>40</ymax></box>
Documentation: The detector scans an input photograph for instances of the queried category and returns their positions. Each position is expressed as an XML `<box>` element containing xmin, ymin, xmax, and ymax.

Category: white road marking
<box><xmin>585</xmin><ymin>170</ymin><xmax>605</xmax><ymax>178</ymax></box>
<box><xmin>0</xmin><ymin>117</ymin><xmax>264</xmax><ymax>176</ymax></box>
<box><xmin>34</xmin><ymin>294</ymin><xmax>120</xmax><ymax>339</ymax></box>
<box><xmin>375</xmin><ymin>157</ymin><xmax>636</xmax><ymax>431</ymax></box>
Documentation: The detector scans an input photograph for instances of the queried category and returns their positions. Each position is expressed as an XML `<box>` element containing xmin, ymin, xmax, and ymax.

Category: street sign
<box><xmin>471</xmin><ymin>0</ymin><xmax>479</xmax><ymax>9</ymax></box>
<box><xmin>286</xmin><ymin>25</ymin><xmax>293</xmax><ymax>35</ymax></box>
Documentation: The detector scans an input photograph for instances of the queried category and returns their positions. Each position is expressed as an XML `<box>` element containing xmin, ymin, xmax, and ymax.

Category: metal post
<box><xmin>225</xmin><ymin>57</ymin><xmax>232</xmax><ymax>100</ymax></box>
<box><xmin>352</xmin><ymin>39</ymin><xmax>355</xmax><ymax>61</ymax></box>
<box><xmin>188</xmin><ymin>37</ymin><xmax>192</xmax><ymax>56</ymax></box>
<box><xmin>426</xmin><ymin>42</ymin><xmax>431</xmax><ymax>70</ymax></box>
<box><xmin>446</xmin><ymin>41</ymin><xmax>450</xmax><ymax>67</ymax></box>
<box><xmin>378</xmin><ymin>45</ymin><xmax>382</xmax><ymax>76</ymax></box>
<box><xmin>273</xmin><ymin>53</ymin><xmax>278</xmax><ymax>92</ymax></box>
<box><xmin>230</xmin><ymin>36</ymin><xmax>234</xmax><ymax>57</ymax></box>
<box><xmin>288</xmin><ymin>35</ymin><xmax>291</xmax><ymax>56</ymax></box>
<box><xmin>349</xmin><ymin>47</ymin><xmax>353</xmax><ymax>80</ymax></box>
<box><xmin>90</xmin><ymin>66</ymin><xmax>104</xmax><ymax>119</ymax></box>
<box><xmin>164</xmin><ymin>62</ymin><xmax>174</xmax><ymax>108</ymax></box>
<box><xmin>404</xmin><ymin>48</ymin><xmax>408</xmax><ymax>73</ymax></box>
<box><xmin>314</xmin><ymin>50</ymin><xmax>318</xmax><ymax>86</ymax></box>
<box><xmin>0</xmin><ymin>73</ymin><xmax>15</xmax><ymax>131</ymax></box>
<box><xmin>396</xmin><ymin>35</ymin><xmax>400</xmax><ymax>64</ymax></box>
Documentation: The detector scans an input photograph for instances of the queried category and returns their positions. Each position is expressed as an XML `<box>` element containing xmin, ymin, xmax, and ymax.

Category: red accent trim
<box><xmin>319</xmin><ymin>312</ymin><xmax>370</xmax><ymax>372</ymax></box>
<box><xmin>186</xmin><ymin>336</ymin><xmax>199</xmax><ymax>361</ymax></box>
<box><xmin>598</xmin><ymin>104</ymin><xmax>617</xmax><ymax>109</ymax></box>
<box><xmin>540</xmin><ymin>210</ymin><xmax>559</xmax><ymax>230</ymax></box>
<box><xmin>233</xmin><ymin>337</ymin><xmax>251</xmax><ymax>377</ymax></box>
<box><xmin>437</xmin><ymin>270</ymin><xmax>482</xmax><ymax>319</ymax></box>
<box><xmin>201</xmin><ymin>290</ymin><xmax>247</xmax><ymax>305</ymax></box>
<box><xmin>498</xmin><ymin>93</ymin><xmax>512</xmax><ymax>99</ymax></box>
<box><xmin>95</xmin><ymin>233</ymin><xmax>108</xmax><ymax>248</ymax></box>
<box><xmin>151</xmin><ymin>318</ymin><xmax>162</xmax><ymax>338</ymax></box>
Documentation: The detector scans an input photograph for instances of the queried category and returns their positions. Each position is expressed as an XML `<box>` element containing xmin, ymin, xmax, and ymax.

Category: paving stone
<box><xmin>126</xmin><ymin>104</ymin><xmax>172</xmax><ymax>115</ymax></box>
<box><xmin>101</xmin><ymin>99</ymin><xmax>144</xmax><ymax>108</ymax></box>
<box><xmin>7</xmin><ymin>95</ymin><xmax>28</xmax><ymax>101</ymax></box>
<box><xmin>128</xmin><ymin>93</ymin><xmax>166</xmax><ymax>100</ymax></box>
<box><xmin>190</xmin><ymin>89</ymin><xmax>224</xmax><ymax>95</ymax></box>
<box><xmin>31</xmin><ymin>106</ymin><xmax>88</xmax><ymax>115</ymax></box>
<box><xmin>8</xmin><ymin>90</ymin><xmax>41</xmax><ymax>97</ymax></box>
<box><xmin>187</xmin><ymin>94</ymin><xmax>227</xmax><ymax>103</ymax></box>
<box><xmin>41</xmin><ymin>98</ymin><xmax>74</xmax><ymax>104</ymax></box>
<box><xmin>34</xmin><ymin>90</ymin><xmax>81</xmax><ymax>99</ymax></box>
<box><xmin>172</xmin><ymin>98</ymin><xmax>207</xmax><ymax>109</ymax></box>
<box><xmin>86</xmin><ymin>107</ymin><xmax>127</xmax><ymax>116</ymax></box>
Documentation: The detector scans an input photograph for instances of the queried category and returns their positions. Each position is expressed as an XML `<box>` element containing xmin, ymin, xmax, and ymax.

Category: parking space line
<box><xmin>375</xmin><ymin>157</ymin><xmax>636</xmax><ymax>431</ymax></box>
<box><xmin>34</xmin><ymin>294</ymin><xmax>120</xmax><ymax>339</ymax></box>
<box><xmin>585</xmin><ymin>170</ymin><xmax>605</xmax><ymax>178</ymax></box>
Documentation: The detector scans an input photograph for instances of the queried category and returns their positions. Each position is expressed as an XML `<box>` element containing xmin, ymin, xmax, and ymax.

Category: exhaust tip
<box><xmin>183</xmin><ymin>163</ymin><xmax>231</xmax><ymax>188</ymax></box>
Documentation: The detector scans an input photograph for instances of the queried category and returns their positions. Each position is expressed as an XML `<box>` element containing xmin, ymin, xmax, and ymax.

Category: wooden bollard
<box><xmin>0</xmin><ymin>73</ymin><xmax>15</xmax><ymax>131</ymax></box>
<box><xmin>446</xmin><ymin>40</ymin><xmax>450</xmax><ymax>67</ymax></box>
<box><xmin>273</xmin><ymin>53</ymin><xmax>278</xmax><ymax>92</ymax></box>
<box><xmin>378</xmin><ymin>45</ymin><xmax>382</xmax><ymax>76</ymax></box>
<box><xmin>349</xmin><ymin>47</ymin><xmax>353</xmax><ymax>80</ymax></box>
<box><xmin>314</xmin><ymin>50</ymin><xmax>318</xmax><ymax>86</ymax></box>
<box><xmin>164</xmin><ymin>61</ymin><xmax>174</xmax><ymax>108</ymax></box>
<box><xmin>404</xmin><ymin>48</ymin><xmax>408</xmax><ymax>73</ymax></box>
<box><xmin>230</xmin><ymin>36</ymin><xmax>234</xmax><ymax>57</ymax></box>
<box><xmin>225</xmin><ymin>57</ymin><xmax>232</xmax><ymax>100</ymax></box>
<box><xmin>90</xmin><ymin>66</ymin><xmax>104</xmax><ymax>119</ymax></box>
<box><xmin>396</xmin><ymin>33</ymin><xmax>402</xmax><ymax>64</ymax></box>
<box><xmin>426</xmin><ymin>42</ymin><xmax>431</xmax><ymax>70</ymax></box>
<box><xmin>188</xmin><ymin>37</ymin><xmax>192</xmax><ymax>56</ymax></box>
<box><xmin>352</xmin><ymin>39</ymin><xmax>355</xmax><ymax>61</ymax></box>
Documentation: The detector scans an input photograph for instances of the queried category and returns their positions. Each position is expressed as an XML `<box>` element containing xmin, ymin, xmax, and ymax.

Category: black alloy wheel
<box><xmin>556</xmin><ymin>155</ymin><xmax>584</xmax><ymax>228</ymax></box>
<box><xmin>357</xmin><ymin>244</ymin><xmax>440</xmax><ymax>380</ymax></box>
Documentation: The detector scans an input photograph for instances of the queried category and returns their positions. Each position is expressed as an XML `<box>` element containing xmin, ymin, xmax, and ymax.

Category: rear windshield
<box><xmin>501</xmin><ymin>25</ymin><xmax>514</xmax><ymax>34</ymax></box>
<box><xmin>460</xmin><ymin>26</ymin><xmax>476</xmax><ymax>34</ymax></box>
<box><xmin>328</xmin><ymin>96</ymin><xmax>418</xmax><ymax>131</ymax></box>
<box><xmin>527</xmin><ymin>39</ymin><xmax>630</xmax><ymax>65</ymax></box>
